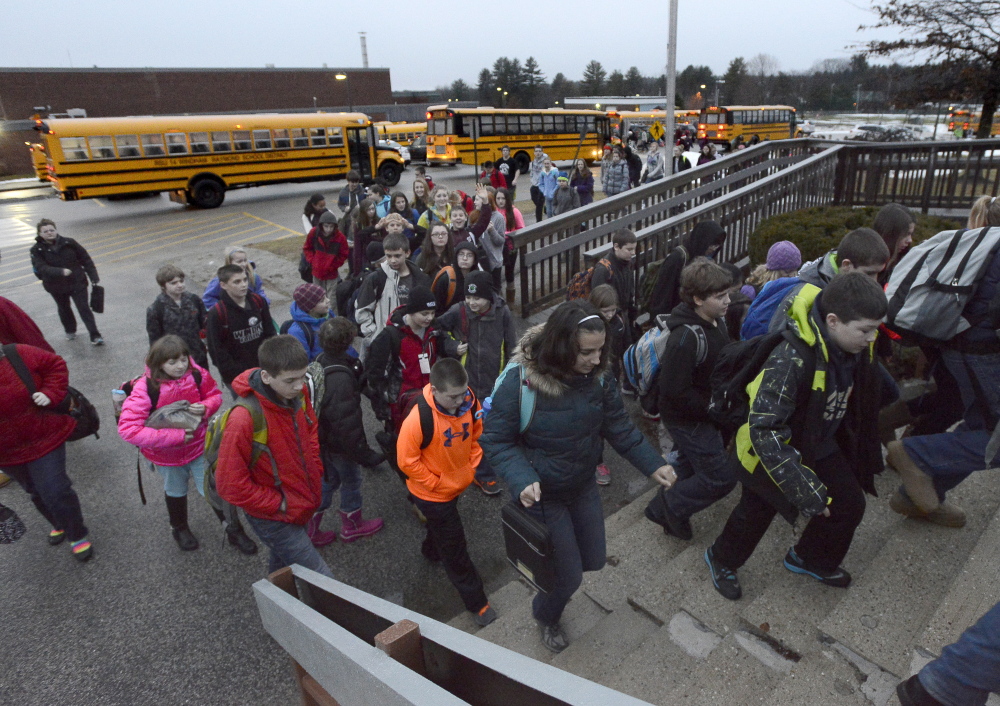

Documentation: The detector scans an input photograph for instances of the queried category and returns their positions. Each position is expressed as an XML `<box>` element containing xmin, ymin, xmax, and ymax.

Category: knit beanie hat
<box><xmin>454</xmin><ymin>241</ymin><xmax>479</xmax><ymax>263</ymax></box>
<box><xmin>557</xmin><ymin>172</ymin><xmax>569</xmax><ymax>182</ymax></box>
<box><xmin>464</xmin><ymin>270</ymin><xmax>493</xmax><ymax>298</ymax></box>
<box><xmin>766</xmin><ymin>240</ymin><xmax>802</xmax><ymax>272</ymax></box>
<box><xmin>366</xmin><ymin>240</ymin><xmax>385</xmax><ymax>262</ymax></box>
<box><xmin>318</xmin><ymin>211</ymin><xmax>338</xmax><ymax>225</ymax></box>
<box><xmin>293</xmin><ymin>283</ymin><xmax>326</xmax><ymax>312</ymax></box>
<box><xmin>405</xmin><ymin>286</ymin><xmax>437</xmax><ymax>315</ymax></box>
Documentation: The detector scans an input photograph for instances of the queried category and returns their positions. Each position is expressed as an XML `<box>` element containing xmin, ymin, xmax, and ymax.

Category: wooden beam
<box><xmin>374</xmin><ymin>619</ymin><xmax>427</xmax><ymax>677</ymax></box>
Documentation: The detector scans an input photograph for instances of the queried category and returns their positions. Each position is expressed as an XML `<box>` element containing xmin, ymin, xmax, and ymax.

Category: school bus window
<box><xmin>88</xmin><ymin>136</ymin><xmax>115</xmax><ymax>159</ymax></box>
<box><xmin>290</xmin><ymin>128</ymin><xmax>308</xmax><ymax>148</ymax></box>
<box><xmin>141</xmin><ymin>133</ymin><xmax>165</xmax><ymax>156</ymax></box>
<box><xmin>232</xmin><ymin>131</ymin><xmax>252</xmax><ymax>151</ymax></box>
<box><xmin>115</xmin><ymin>134</ymin><xmax>140</xmax><ymax>157</ymax></box>
<box><xmin>189</xmin><ymin>132</ymin><xmax>210</xmax><ymax>153</ymax></box>
<box><xmin>272</xmin><ymin>129</ymin><xmax>290</xmax><ymax>149</ymax></box>
<box><xmin>480</xmin><ymin>116</ymin><xmax>494</xmax><ymax>136</ymax></box>
<box><xmin>310</xmin><ymin>128</ymin><xmax>326</xmax><ymax>147</ymax></box>
<box><xmin>253</xmin><ymin>130</ymin><xmax>272</xmax><ymax>150</ymax></box>
<box><xmin>530</xmin><ymin>115</ymin><xmax>543</xmax><ymax>133</ymax></box>
<box><xmin>60</xmin><ymin>137</ymin><xmax>89</xmax><ymax>161</ymax></box>
<box><xmin>519</xmin><ymin>115</ymin><xmax>532</xmax><ymax>134</ymax></box>
<box><xmin>166</xmin><ymin>134</ymin><xmax>188</xmax><ymax>155</ymax></box>
<box><xmin>211</xmin><ymin>131</ymin><xmax>232</xmax><ymax>152</ymax></box>
<box><xmin>327</xmin><ymin>127</ymin><xmax>344</xmax><ymax>147</ymax></box>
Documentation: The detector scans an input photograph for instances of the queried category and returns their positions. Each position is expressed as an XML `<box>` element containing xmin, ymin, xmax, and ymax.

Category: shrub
<box><xmin>747</xmin><ymin>206</ymin><xmax>963</xmax><ymax>266</ymax></box>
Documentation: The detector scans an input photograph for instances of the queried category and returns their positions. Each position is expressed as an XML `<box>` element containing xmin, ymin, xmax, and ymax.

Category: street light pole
<box><xmin>335</xmin><ymin>73</ymin><xmax>353</xmax><ymax>112</ymax></box>
<box><xmin>665</xmin><ymin>0</ymin><xmax>678</xmax><ymax>175</ymax></box>
<box><xmin>714</xmin><ymin>79</ymin><xmax>725</xmax><ymax>107</ymax></box>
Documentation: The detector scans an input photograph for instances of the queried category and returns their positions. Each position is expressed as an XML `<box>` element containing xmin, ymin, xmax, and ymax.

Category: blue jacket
<box><xmin>285</xmin><ymin>301</ymin><xmax>328</xmax><ymax>361</ymax></box>
<box><xmin>375</xmin><ymin>196</ymin><xmax>392</xmax><ymax>218</ymax></box>
<box><xmin>202</xmin><ymin>270</ymin><xmax>269</xmax><ymax>310</ymax></box>
<box><xmin>740</xmin><ymin>276</ymin><xmax>802</xmax><ymax>340</ymax></box>
<box><xmin>481</xmin><ymin>326</ymin><xmax>664</xmax><ymax>501</ymax></box>
<box><xmin>539</xmin><ymin>168</ymin><xmax>560</xmax><ymax>200</ymax></box>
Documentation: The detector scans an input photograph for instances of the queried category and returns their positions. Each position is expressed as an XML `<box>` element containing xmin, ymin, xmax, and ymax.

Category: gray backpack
<box><xmin>885</xmin><ymin>226</ymin><xmax>1000</xmax><ymax>344</ymax></box>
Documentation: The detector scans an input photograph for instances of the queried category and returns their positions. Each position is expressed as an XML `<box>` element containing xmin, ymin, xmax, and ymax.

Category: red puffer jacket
<box><xmin>215</xmin><ymin>368</ymin><xmax>323</xmax><ymax>525</ymax></box>
<box><xmin>304</xmin><ymin>226</ymin><xmax>349</xmax><ymax>280</ymax></box>
<box><xmin>0</xmin><ymin>344</ymin><xmax>75</xmax><ymax>465</ymax></box>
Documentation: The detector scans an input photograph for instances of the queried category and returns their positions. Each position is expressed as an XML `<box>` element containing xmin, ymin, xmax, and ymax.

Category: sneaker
<box><xmin>473</xmin><ymin>477</ymin><xmax>502</xmax><ymax>496</ymax></box>
<box><xmin>887</xmin><ymin>441</ymin><xmax>938</xmax><ymax>512</ymax></box>
<box><xmin>473</xmin><ymin>604</ymin><xmax>497</xmax><ymax>627</ymax></box>
<box><xmin>704</xmin><ymin>546</ymin><xmax>742</xmax><ymax>600</ymax></box>
<box><xmin>70</xmin><ymin>537</ymin><xmax>94</xmax><ymax>562</ymax></box>
<box><xmin>65</xmin><ymin>333</ymin><xmax>77</xmax><ymax>341</ymax></box>
<box><xmin>640</xmin><ymin>408</ymin><xmax>661</xmax><ymax>422</ymax></box>
<box><xmin>782</xmin><ymin>548</ymin><xmax>851</xmax><ymax>588</ymax></box>
<box><xmin>48</xmin><ymin>528</ymin><xmax>66</xmax><ymax>546</ymax></box>
<box><xmin>896</xmin><ymin>674</ymin><xmax>945</xmax><ymax>706</ymax></box>
<box><xmin>889</xmin><ymin>491</ymin><xmax>966</xmax><ymax>528</ymax></box>
<box><xmin>538</xmin><ymin>621</ymin><xmax>569</xmax><ymax>653</ymax></box>
<box><xmin>595</xmin><ymin>463</ymin><xmax>612</xmax><ymax>486</ymax></box>
<box><xmin>91</xmin><ymin>337</ymin><xmax>104</xmax><ymax>346</ymax></box>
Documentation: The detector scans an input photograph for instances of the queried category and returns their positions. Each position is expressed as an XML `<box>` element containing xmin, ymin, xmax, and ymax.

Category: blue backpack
<box><xmin>740</xmin><ymin>277</ymin><xmax>802</xmax><ymax>340</ymax></box>
<box><xmin>623</xmin><ymin>316</ymin><xmax>706</xmax><ymax>396</ymax></box>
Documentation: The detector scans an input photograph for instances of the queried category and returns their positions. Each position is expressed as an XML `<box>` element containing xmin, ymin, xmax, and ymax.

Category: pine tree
<box><xmin>450</xmin><ymin>79</ymin><xmax>471</xmax><ymax>101</ymax></box>
<box><xmin>477</xmin><ymin>68</ymin><xmax>494</xmax><ymax>105</ymax></box>
<box><xmin>624</xmin><ymin>67</ymin><xmax>644</xmax><ymax>95</ymax></box>
<box><xmin>581</xmin><ymin>60</ymin><xmax>607</xmax><ymax>95</ymax></box>
<box><xmin>607</xmin><ymin>70</ymin><xmax>625</xmax><ymax>96</ymax></box>
<box><xmin>523</xmin><ymin>57</ymin><xmax>546</xmax><ymax>108</ymax></box>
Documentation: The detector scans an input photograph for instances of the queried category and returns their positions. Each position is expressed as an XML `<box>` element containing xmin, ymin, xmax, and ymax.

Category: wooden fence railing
<box><xmin>513</xmin><ymin>137</ymin><xmax>1000</xmax><ymax>317</ymax></box>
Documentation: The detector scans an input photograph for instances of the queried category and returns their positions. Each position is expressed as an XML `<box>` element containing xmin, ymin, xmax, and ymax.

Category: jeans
<box><xmin>50</xmin><ymin>287</ymin><xmax>100</xmax><ymax>338</ymax></box>
<box><xmin>530</xmin><ymin>185</ymin><xmax>544</xmax><ymax>222</ymax></box>
<box><xmin>903</xmin><ymin>350</ymin><xmax>1000</xmax><ymax>502</ymax></box>
<box><xmin>1</xmin><ymin>444</ymin><xmax>88</xmax><ymax>542</ymax></box>
<box><xmin>663</xmin><ymin>422</ymin><xmax>735</xmax><ymax>519</ymax></box>
<box><xmin>411</xmin><ymin>495</ymin><xmax>488</xmax><ymax>613</ymax></box>
<box><xmin>244</xmin><ymin>514</ymin><xmax>335</xmax><ymax>578</ymax></box>
<box><xmin>919</xmin><ymin>600</ymin><xmax>1000</xmax><ymax>705</ymax></box>
<box><xmin>544</xmin><ymin>197</ymin><xmax>554</xmax><ymax>217</ymax></box>
<box><xmin>154</xmin><ymin>456</ymin><xmax>206</xmax><ymax>498</ymax></box>
<box><xmin>525</xmin><ymin>480</ymin><xmax>606</xmax><ymax>625</ymax></box>
<box><xmin>712</xmin><ymin>450</ymin><xmax>866</xmax><ymax>574</ymax></box>
<box><xmin>319</xmin><ymin>452</ymin><xmax>362</xmax><ymax>514</ymax></box>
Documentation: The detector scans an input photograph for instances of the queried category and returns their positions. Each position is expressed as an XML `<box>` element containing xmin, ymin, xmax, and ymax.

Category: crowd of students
<box><xmin>2</xmin><ymin>171</ymin><xmax>999</xmax><ymax>701</ymax></box>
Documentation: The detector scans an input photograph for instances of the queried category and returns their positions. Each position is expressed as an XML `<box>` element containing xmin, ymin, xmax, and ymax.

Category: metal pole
<box><xmin>665</xmin><ymin>0</ymin><xmax>678</xmax><ymax>175</ymax></box>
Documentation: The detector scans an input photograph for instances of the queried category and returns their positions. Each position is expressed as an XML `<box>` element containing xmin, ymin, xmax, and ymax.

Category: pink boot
<box><xmin>339</xmin><ymin>509</ymin><xmax>384</xmax><ymax>542</ymax></box>
<box><xmin>306</xmin><ymin>512</ymin><xmax>337</xmax><ymax>547</ymax></box>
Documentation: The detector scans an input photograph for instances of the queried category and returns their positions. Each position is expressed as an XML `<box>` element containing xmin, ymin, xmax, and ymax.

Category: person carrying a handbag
<box><xmin>0</xmin><ymin>343</ymin><xmax>95</xmax><ymax>561</ymax></box>
<box><xmin>29</xmin><ymin>219</ymin><xmax>103</xmax><ymax>345</ymax></box>
<box><xmin>481</xmin><ymin>301</ymin><xmax>676</xmax><ymax>653</ymax></box>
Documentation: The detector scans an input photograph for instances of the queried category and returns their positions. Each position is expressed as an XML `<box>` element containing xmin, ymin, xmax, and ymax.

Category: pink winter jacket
<box><xmin>117</xmin><ymin>361</ymin><xmax>222</xmax><ymax>466</ymax></box>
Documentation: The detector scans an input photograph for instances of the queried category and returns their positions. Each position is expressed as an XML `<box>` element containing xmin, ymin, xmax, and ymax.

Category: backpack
<box><xmin>740</xmin><ymin>277</ymin><xmax>803</xmax><ymax>340</ymax></box>
<box><xmin>298</xmin><ymin>252</ymin><xmax>313</xmax><ymax>283</ymax></box>
<box><xmin>279</xmin><ymin>319</ymin><xmax>315</xmax><ymax>352</ymax></box>
<box><xmin>885</xmin><ymin>226</ymin><xmax>1000</xmax><ymax>344</ymax></box>
<box><xmin>2</xmin><ymin>344</ymin><xmax>100</xmax><ymax>441</ymax></box>
<box><xmin>212</xmin><ymin>292</ymin><xmax>268</xmax><ymax>338</ymax></box>
<box><xmin>639</xmin><ymin>246</ymin><xmax>688</xmax><ymax>314</ymax></box>
<box><xmin>343</xmin><ymin>268</ymin><xmax>387</xmax><ymax>324</ymax></box>
<box><xmin>113</xmin><ymin>368</ymin><xmax>203</xmax><ymax>422</ymax></box>
<box><xmin>304</xmin><ymin>360</ymin><xmax>354</xmax><ymax>416</ymax></box>
<box><xmin>622</xmin><ymin>316</ymin><xmax>707</xmax><ymax>396</ymax></box>
<box><xmin>202</xmin><ymin>394</ymin><xmax>284</xmax><ymax>528</ymax></box>
<box><xmin>707</xmin><ymin>330</ymin><xmax>811</xmax><ymax>433</ymax></box>
<box><xmin>432</xmin><ymin>265</ymin><xmax>458</xmax><ymax>308</ymax></box>
<box><xmin>484</xmin><ymin>360</ymin><xmax>606</xmax><ymax>434</ymax></box>
<box><xmin>566</xmin><ymin>258</ymin><xmax>612</xmax><ymax>301</ymax></box>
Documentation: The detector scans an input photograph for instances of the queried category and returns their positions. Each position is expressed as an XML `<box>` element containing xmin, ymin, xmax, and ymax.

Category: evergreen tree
<box><xmin>523</xmin><ymin>57</ymin><xmax>546</xmax><ymax>108</ymax></box>
<box><xmin>624</xmin><ymin>67</ymin><xmax>644</xmax><ymax>95</ymax></box>
<box><xmin>450</xmin><ymin>79</ymin><xmax>471</xmax><ymax>101</ymax></box>
<box><xmin>581</xmin><ymin>60</ymin><xmax>607</xmax><ymax>95</ymax></box>
<box><xmin>477</xmin><ymin>68</ymin><xmax>494</xmax><ymax>105</ymax></box>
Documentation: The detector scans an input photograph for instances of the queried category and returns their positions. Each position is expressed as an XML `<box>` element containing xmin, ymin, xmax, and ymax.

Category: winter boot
<box><xmin>339</xmin><ymin>509</ymin><xmax>384</xmax><ymax>543</ymax></box>
<box><xmin>165</xmin><ymin>494</ymin><xmax>199</xmax><ymax>551</ymax></box>
<box><xmin>212</xmin><ymin>506</ymin><xmax>258</xmax><ymax>555</ymax></box>
<box><xmin>306</xmin><ymin>512</ymin><xmax>337</xmax><ymax>547</ymax></box>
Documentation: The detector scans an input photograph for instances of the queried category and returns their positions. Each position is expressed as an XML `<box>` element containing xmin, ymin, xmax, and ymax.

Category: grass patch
<box><xmin>250</xmin><ymin>235</ymin><xmax>304</xmax><ymax>263</ymax></box>
<box><xmin>749</xmin><ymin>206</ymin><xmax>963</xmax><ymax>265</ymax></box>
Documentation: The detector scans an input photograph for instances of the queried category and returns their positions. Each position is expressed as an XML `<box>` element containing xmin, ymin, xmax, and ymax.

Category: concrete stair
<box><xmin>448</xmin><ymin>459</ymin><xmax>1000</xmax><ymax>705</ymax></box>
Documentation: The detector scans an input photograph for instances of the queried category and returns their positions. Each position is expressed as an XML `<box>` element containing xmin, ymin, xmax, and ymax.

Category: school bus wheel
<box><xmin>377</xmin><ymin>161</ymin><xmax>402</xmax><ymax>187</ymax></box>
<box><xmin>188</xmin><ymin>177</ymin><xmax>226</xmax><ymax>209</ymax></box>
<box><xmin>514</xmin><ymin>151</ymin><xmax>531</xmax><ymax>175</ymax></box>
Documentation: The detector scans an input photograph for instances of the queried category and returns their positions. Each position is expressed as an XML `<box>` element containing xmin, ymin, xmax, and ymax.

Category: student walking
<box><xmin>202</xmin><ymin>246</ymin><xmax>270</xmax><ymax>310</ymax></box>
<box><xmin>215</xmin><ymin>335</ymin><xmax>335</xmax><ymax>577</ymax></box>
<box><xmin>431</xmin><ymin>241</ymin><xmax>481</xmax><ymax>315</ymax></box>
<box><xmin>528</xmin><ymin>146</ymin><xmax>550</xmax><ymax>222</ymax></box>
<box><xmin>284</xmin><ymin>283</ymin><xmax>330</xmax><ymax>362</ymax></box>
<box><xmin>29</xmin><ymin>219</ymin><xmax>103</xmax><ymax>345</ymax></box>
<box><xmin>355</xmin><ymin>233</ymin><xmax>432</xmax><ymax>352</ymax></box>
<box><xmin>495</xmin><ymin>187</ymin><xmax>524</xmax><ymax>294</ymax></box>
<box><xmin>205</xmin><ymin>264</ymin><xmax>275</xmax><ymax>394</ymax></box>
<box><xmin>482</xmin><ymin>301</ymin><xmax>675</xmax><ymax>653</ymax></box>
<box><xmin>397</xmin><ymin>358</ymin><xmax>497</xmax><ymax>627</ymax></box>
<box><xmin>146</xmin><ymin>265</ymin><xmax>209</xmax><ymax>369</ymax></box>
<box><xmin>304</xmin><ymin>211</ymin><xmax>349</xmax><ymax>312</ymax></box>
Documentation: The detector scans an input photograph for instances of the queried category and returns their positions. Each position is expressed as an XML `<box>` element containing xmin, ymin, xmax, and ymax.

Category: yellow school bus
<box><xmin>373</xmin><ymin>121</ymin><xmax>426</xmax><ymax>145</ymax></box>
<box><xmin>425</xmin><ymin>106</ymin><xmax>611</xmax><ymax>171</ymax></box>
<box><xmin>697</xmin><ymin>105</ymin><xmax>797</xmax><ymax>146</ymax></box>
<box><xmin>27</xmin><ymin>142</ymin><xmax>49</xmax><ymax>181</ymax></box>
<box><xmin>34</xmin><ymin>113</ymin><xmax>406</xmax><ymax>208</ymax></box>
<box><xmin>947</xmin><ymin>109</ymin><xmax>1000</xmax><ymax>136</ymax></box>
<box><xmin>613</xmin><ymin>110</ymin><xmax>699</xmax><ymax>134</ymax></box>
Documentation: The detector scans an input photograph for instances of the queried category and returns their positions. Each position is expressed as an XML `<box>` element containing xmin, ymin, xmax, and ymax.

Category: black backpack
<box><xmin>3</xmin><ymin>344</ymin><xmax>100</xmax><ymax>441</ymax></box>
<box><xmin>279</xmin><ymin>319</ymin><xmax>315</xmax><ymax>351</ymax></box>
<box><xmin>707</xmin><ymin>330</ymin><xmax>812</xmax><ymax>433</ymax></box>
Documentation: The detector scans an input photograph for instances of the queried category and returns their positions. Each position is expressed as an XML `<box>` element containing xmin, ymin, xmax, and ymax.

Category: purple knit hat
<box><xmin>766</xmin><ymin>240</ymin><xmax>802</xmax><ymax>272</ymax></box>
<box><xmin>293</xmin><ymin>283</ymin><xmax>326</xmax><ymax>312</ymax></box>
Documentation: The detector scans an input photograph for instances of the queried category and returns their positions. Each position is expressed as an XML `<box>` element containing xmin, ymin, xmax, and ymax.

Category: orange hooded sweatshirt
<box><xmin>398</xmin><ymin>385</ymin><xmax>483</xmax><ymax>503</ymax></box>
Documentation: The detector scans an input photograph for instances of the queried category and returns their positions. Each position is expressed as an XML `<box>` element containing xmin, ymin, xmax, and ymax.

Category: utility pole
<box><xmin>714</xmin><ymin>79</ymin><xmax>725</xmax><ymax>108</ymax></box>
<box><xmin>359</xmin><ymin>32</ymin><xmax>369</xmax><ymax>69</ymax></box>
<box><xmin>664</xmin><ymin>0</ymin><xmax>678</xmax><ymax>175</ymax></box>
<box><xmin>856</xmin><ymin>84</ymin><xmax>862</xmax><ymax>113</ymax></box>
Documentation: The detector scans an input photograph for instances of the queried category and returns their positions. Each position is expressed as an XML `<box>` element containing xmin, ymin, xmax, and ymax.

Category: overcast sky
<box><xmin>3</xmin><ymin>0</ymin><xmax>905</xmax><ymax>90</ymax></box>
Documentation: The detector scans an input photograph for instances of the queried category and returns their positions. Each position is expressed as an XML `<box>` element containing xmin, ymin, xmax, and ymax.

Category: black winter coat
<box><xmin>146</xmin><ymin>292</ymin><xmax>208</xmax><ymax>368</ymax></box>
<box><xmin>315</xmin><ymin>352</ymin><xmax>383</xmax><ymax>467</ymax></box>
<box><xmin>647</xmin><ymin>221</ymin><xmax>726</xmax><ymax>317</ymax></box>
<box><xmin>30</xmin><ymin>235</ymin><xmax>99</xmax><ymax>295</ymax></box>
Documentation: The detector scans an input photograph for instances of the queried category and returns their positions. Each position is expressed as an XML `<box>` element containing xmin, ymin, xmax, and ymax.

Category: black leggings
<box><xmin>530</xmin><ymin>185</ymin><xmax>545</xmax><ymax>223</ymax></box>
<box><xmin>50</xmin><ymin>287</ymin><xmax>100</xmax><ymax>338</ymax></box>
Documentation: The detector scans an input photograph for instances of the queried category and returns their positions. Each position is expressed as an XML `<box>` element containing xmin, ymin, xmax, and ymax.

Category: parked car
<box><xmin>378</xmin><ymin>140</ymin><xmax>410</xmax><ymax>166</ymax></box>
<box><xmin>408</xmin><ymin>134</ymin><xmax>427</xmax><ymax>164</ymax></box>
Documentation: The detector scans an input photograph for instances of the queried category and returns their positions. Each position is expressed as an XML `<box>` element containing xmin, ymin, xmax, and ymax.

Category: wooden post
<box><xmin>374</xmin><ymin>619</ymin><xmax>427</xmax><ymax>678</ymax></box>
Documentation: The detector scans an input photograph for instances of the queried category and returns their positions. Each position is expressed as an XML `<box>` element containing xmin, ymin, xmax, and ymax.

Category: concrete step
<box><xmin>446</xmin><ymin>575</ymin><xmax>535</xmax><ymax>633</ymax></box>
<box><xmin>763</xmin><ymin>650</ymin><xmax>876</xmax><ymax>706</ymax></box>
<box><xmin>741</xmin><ymin>469</ymin><xmax>903</xmax><ymax>657</ymax></box>
<box><xmin>548</xmin><ymin>602</ymin><xmax>661</xmax><ymax>683</ymax></box>
<box><xmin>818</xmin><ymin>469</ymin><xmax>1000</xmax><ymax>677</ymax></box>
<box><xmin>915</xmin><ymin>498</ymin><xmax>1000</xmax><ymax>660</ymax></box>
<box><xmin>603</xmin><ymin>485</ymin><xmax>659</xmax><ymax>542</ymax></box>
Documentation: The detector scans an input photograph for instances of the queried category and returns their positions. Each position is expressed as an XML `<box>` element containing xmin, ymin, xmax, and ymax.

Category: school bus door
<box><xmin>346</xmin><ymin>127</ymin><xmax>374</xmax><ymax>184</ymax></box>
